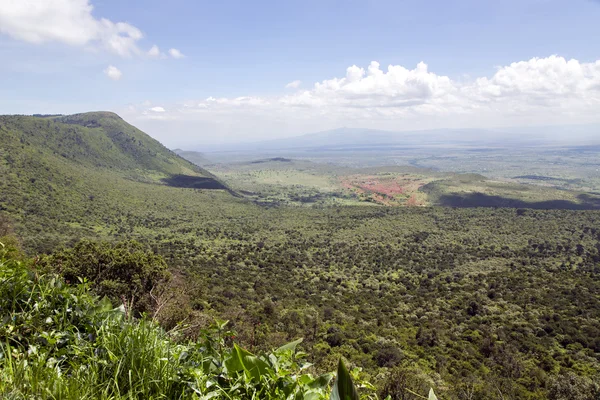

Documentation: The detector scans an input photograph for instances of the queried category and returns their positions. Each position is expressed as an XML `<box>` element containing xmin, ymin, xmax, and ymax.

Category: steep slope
<box><xmin>0</xmin><ymin>112</ymin><xmax>235</xmax><ymax>250</ymax></box>
<box><xmin>173</xmin><ymin>149</ymin><xmax>213</xmax><ymax>167</ymax></box>
<box><xmin>0</xmin><ymin>112</ymin><xmax>213</xmax><ymax>176</ymax></box>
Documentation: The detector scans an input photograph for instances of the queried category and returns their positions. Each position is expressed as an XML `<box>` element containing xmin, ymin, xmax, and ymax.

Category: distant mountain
<box><xmin>197</xmin><ymin>124</ymin><xmax>600</xmax><ymax>153</ymax></box>
<box><xmin>173</xmin><ymin>149</ymin><xmax>213</xmax><ymax>166</ymax></box>
<box><xmin>260</xmin><ymin>127</ymin><xmax>417</xmax><ymax>149</ymax></box>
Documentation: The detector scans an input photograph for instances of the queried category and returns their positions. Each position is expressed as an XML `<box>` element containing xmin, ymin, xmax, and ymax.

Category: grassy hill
<box><xmin>0</xmin><ymin>112</ymin><xmax>234</xmax><ymax>251</ymax></box>
<box><xmin>0</xmin><ymin>112</ymin><xmax>217</xmax><ymax>176</ymax></box>
<box><xmin>421</xmin><ymin>174</ymin><xmax>600</xmax><ymax>210</ymax></box>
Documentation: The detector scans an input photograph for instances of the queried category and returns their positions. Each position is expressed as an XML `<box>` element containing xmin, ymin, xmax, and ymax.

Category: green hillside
<box><xmin>2</xmin><ymin>113</ymin><xmax>600</xmax><ymax>399</ymax></box>
<box><xmin>0</xmin><ymin>112</ymin><xmax>233</xmax><ymax>251</ymax></box>
<box><xmin>0</xmin><ymin>112</ymin><xmax>214</xmax><ymax>176</ymax></box>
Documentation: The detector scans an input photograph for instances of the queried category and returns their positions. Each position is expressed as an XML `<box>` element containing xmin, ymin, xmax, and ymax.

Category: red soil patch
<box><xmin>355</xmin><ymin>179</ymin><xmax>405</xmax><ymax>196</ymax></box>
<box><xmin>340</xmin><ymin>174</ymin><xmax>429</xmax><ymax>206</ymax></box>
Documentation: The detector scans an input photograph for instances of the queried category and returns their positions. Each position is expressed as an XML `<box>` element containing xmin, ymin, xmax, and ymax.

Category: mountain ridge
<box><xmin>0</xmin><ymin>112</ymin><xmax>235</xmax><ymax>249</ymax></box>
<box><xmin>191</xmin><ymin>124</ymin><xmax>600</xmax><ymax>153</ymax></box>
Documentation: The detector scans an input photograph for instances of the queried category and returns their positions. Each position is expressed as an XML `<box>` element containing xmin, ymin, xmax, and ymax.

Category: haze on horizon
<box><xmin>1</xmin><ymin>0</ymin><xmax>600</xmax><ymax>148</ymax></box>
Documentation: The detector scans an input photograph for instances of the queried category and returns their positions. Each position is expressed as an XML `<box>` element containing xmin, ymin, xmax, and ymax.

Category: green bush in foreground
<box><xmin>1</xmin><ymin>242</ymin><xmax>406</xmax><ymax>400</ymax></box>
<box><xmin>36</xmin><ymin>239</ymin><xmax>169</xmax><ymax>316</ymax></box>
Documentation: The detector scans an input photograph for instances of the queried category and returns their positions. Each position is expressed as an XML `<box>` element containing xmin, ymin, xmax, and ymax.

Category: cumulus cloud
<box><xmin>0</xmin><ymin>0</ymin><xmax>142</xmax><ymax>56</ymax></box>
<box><xmin>279</xmin><ymin>56</ymin><xmax>600</xmax><ymax>118</ymax></box>
<box><xmin>285</xmin><ymin>80</ymin><xmax>302</xmax><ymax>89</ymax></box>
<box><xmin>470</xmin><ymin>56</ymin><xmax>600</xmax><ymax>107</ymax></box>
<box><xmin>147</xmin><ymin>45</ymin><xmax>161</xmax><ymax>58</ymax></box>
<box><xmin>0</xmin><ymin>0</ymin><xmax>181</xmax><ymax>59</ymax></box>
<box><xmin>168</xmin><ymin>48</ymin><xmax>184</xmax><ymax>59</ymax></box>
<box><xmin>103</xmin><ymin>65</ymin><xmax>122</xmax><ymax>80</ymax></box>
<box><xmin>150</xmin><ymin>106</ymin><xmax>165</xmax><ymax>112</ymax></box>
<box><xmin>122</xmin><ymin>56</ymin><xmax>600</xmax><ymax>143</ymax></box>
<box><xmin>279</xmin><ymin>61</ymin><xmax>457</xmax><ymax>112</ymax></box>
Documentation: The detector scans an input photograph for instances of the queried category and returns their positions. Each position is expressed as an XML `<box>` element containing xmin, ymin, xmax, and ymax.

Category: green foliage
<box><xmin>179</xmin><ymin>325</ymin><xmax>337</xmax><ymax>399</ymax></box>
<box><xmin>0</xmin><ymin>113</ymin><xmax>231</xmax><ymax>251</ymax></box>
<box><xmin>4</xmin><ymin>112</ymin><xmax>600</xmax><ymax>398</ymax></box>
<box><xmin>331</xmin><ymin>359</ymin><xmax>359</xmax><ymax>400</ymax></box>
<box><xmin>547</xmin><ymin>373</ymin><xmax>600</xmax><ymax>400</ymax></box>
<box><xmin>0</xmin><ymin>242</ymin><xmax>100</xmax><ymax>353</ymax></box>
<box><xmin>0</xmin><ymin>212</ymin><xmax>14</xmax><ymax>237</ymax></box>
<box><xmin>1</xmin><ymin>112</ymin><xmax>211</xmax><ymax>175</ymax></box>
<box><xmin>0</xmin><ymin>249</ymin><xmax>390</xmax><ymax>399</ymax></box>
<box><xmin>37</xmin><ymin>239</ymin><xmax>169</xmax><ymax>314</ymax></box>
<box><xmin>378</xmin><ymin>366</ymin><xmax>434</xmax><ymax>400</ymax></box>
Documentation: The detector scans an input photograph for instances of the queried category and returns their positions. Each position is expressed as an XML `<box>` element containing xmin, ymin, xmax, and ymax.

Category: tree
<box><xmin>39</xmin><ymin>239</ymin><xmax>169</xmax><ymax>314</ymax></box>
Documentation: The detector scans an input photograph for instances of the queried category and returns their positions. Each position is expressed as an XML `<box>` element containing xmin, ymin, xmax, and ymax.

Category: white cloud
<box><xmin>0</xmin><ymin>0</ymin><xmax>178</xmax><ymax>58</ymax></box>
<box><xmin>147</xmin><ymin>45</ymin><xmax>161</xmax><ymax>58</ymax></box>
<box><xmin>121</xmin><ymin>56</ymin><xmax>600</xmax><ymax>144</ymax></box>
<box><xmin>168</xmin><ymin>48</ymin><xmax>184</xmax><ymax>59</ymax></box>
<box><xmin>150</xmin><ymin>106</ymin><xmax>165</xmax><ymax>112</ymax></box>
<box><xmin>104</xmin><ymin>65</ymin><xmax>122</xmax><ymax>80</ymax></box>
<box><xmin>285</xmin><ymin>80</ymin><xmax>302</xmax><ymax>89</ymax></box>
<box><xmin>280</xmin><ymin>56</ymin><xmax>600</xmax><ymax>118</ymax></box>
<box><xmin>469</xmin><ymin>56</ymin><xmax>600</xmax><ymax>107</ymax></box>
<box><xmin>279</xmin><ymin>61</ymin><xmax>457</xmax><ymax>111</ymax></box>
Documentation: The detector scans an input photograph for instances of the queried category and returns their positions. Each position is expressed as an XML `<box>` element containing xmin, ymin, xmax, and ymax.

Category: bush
<box><xmin>0</xmin><ymin>212</ymin><xmax>14</xmax><ymax>237</ymax></box>
<box><xmin>375</xmin><ymin>344</ymin><xmax>403</xmax><ymax>368</ymax></box>
<box><xmin>378</xmin><ymin>366</ymin><xmax>434</xmax><ymax>400</ymax></box>
<box><xmin>38</xmin><ymin>240</ymin><xmax>169</xmax><ymax>314</ymax></box>
<box><xmin>548</xmin><ymin>373</ymin><xmax>600</xmax><ymax>400</ymax></box>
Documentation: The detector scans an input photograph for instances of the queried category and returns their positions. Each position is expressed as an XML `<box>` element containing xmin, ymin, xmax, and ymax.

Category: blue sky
<box><xmin>1</xmin><ymin>0</ymin><xmax>599</xmax><ymax>146</ymax></box>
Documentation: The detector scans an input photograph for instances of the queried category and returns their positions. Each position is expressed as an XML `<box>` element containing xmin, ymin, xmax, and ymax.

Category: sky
<box><xmin>1</xmin><ymin>0</ymin><xmax>599</xmax><ymax>148</ymax></box>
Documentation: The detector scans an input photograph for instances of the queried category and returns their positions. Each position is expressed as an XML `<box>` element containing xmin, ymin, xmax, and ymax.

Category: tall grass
<box><xmin>0</xmin><ymin>242</ymin><xmax>187</xmax><ymax>399</ymax></box>
<box><xmin>1</xmin><ymin>323</ymin><xmax>186</xmax><ymax>399</ymax></box>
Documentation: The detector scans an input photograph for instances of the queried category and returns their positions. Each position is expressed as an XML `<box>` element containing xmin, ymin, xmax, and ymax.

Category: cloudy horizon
<box><xmin>1</xmin><ymin>0</ymin><xmax>599</xmax><ymax>147</ymax></box>
<box><xmin>120</xmin><ymin>55</ymin><xmax>600</xmax><ymax>147</ymax></box>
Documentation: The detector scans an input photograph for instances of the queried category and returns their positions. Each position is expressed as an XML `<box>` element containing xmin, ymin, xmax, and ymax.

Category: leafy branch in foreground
<box><xmin>331</xmin><ymin>358</ymin><xmax>360</xmax><ymax>400</ymax></box>
<box><xmin>330</xmin><ymin>358</ymin><xmax>438</xmax><ymax>400</ymax></box>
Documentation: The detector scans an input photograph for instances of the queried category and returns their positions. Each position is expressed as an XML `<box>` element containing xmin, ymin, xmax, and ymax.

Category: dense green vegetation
<box><xmin>0</xmin><ymin>242</ymin><xmax>381</xmax><ymax>399</ymax></box>
<box><xmin>37</xmin><ymin>239</ymin><xmax>170</xmax><ymax>315</ymax></box>
<box><xmin>0</xmin><ymin>112</ymin><xmax>214</xmax><ymax>176</ymax></box>
<box><xmin>2</xmin><ymin>113</ymin><xmax>600</xmax><ymax>399</ymax></box>
<box><xmin>0</xmin><ymin>112</ymin><xmax>232</xmax><ymax>252</ymax></box>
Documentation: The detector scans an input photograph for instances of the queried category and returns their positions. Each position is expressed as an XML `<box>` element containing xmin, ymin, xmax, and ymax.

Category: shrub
<box><xmin>37</xmin><ymin>239</ymin><xmax>169</xmax><ymax>314</ymax></box>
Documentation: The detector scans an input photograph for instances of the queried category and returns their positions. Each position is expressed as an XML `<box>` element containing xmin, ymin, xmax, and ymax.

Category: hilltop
<box><xmin>0</xmin><ymin>112</ymin><xmax>214</xmax><ymax>176</ymax></box>
<box><xmin>0</xmin><ymin>112</ymin><xmax>234</xmax><ymax>250</ymax></box>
